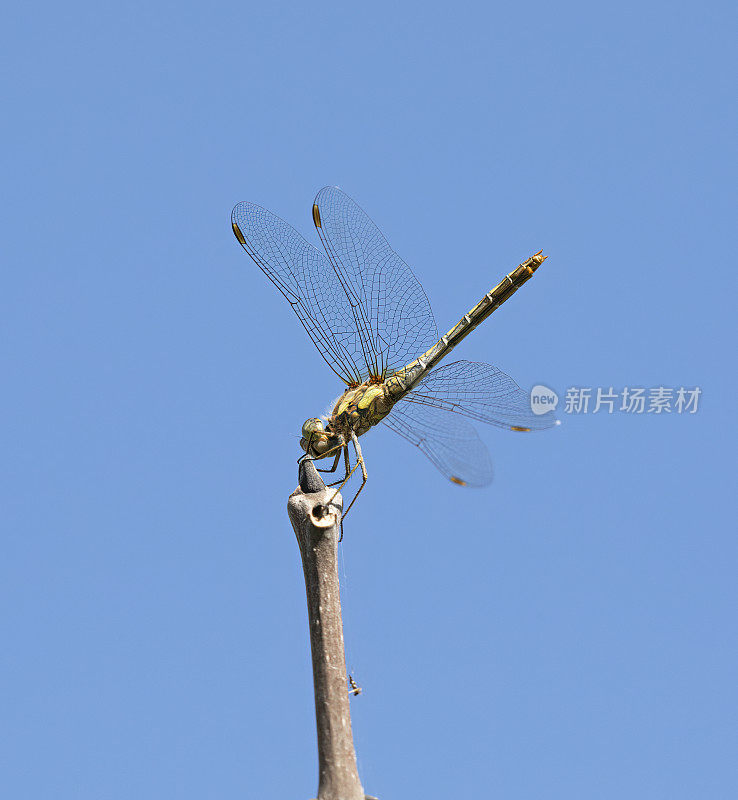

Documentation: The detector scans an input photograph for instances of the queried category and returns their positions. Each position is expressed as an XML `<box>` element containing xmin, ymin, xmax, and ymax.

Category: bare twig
<box><xmin>288</xmin><ymin>459</ymin><xmax>375</xmax><ymax>800</ymax></box>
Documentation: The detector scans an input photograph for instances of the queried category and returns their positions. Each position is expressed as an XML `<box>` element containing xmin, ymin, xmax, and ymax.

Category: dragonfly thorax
<box><xmin>330</xmin><ymin>383</ymin><xmax>394</xmax><ymax>437</ymax></box>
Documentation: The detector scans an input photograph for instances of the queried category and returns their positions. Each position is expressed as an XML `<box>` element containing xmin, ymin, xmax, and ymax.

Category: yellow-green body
<box><xmin>300</xmin><ymin>251</ymin><xmax>546</xmax><ymax>459</ymax></box>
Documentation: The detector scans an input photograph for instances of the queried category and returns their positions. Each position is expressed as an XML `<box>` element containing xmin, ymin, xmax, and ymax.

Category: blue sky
<box><xmin>2</xmin><ymin>1</ymin><xmax>736</xmax><ymax>798</ymax></box>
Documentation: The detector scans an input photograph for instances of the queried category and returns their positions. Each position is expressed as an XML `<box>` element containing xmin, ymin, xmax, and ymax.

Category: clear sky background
<box><xmin>2</xmin><ymin>2</ymin><xmax>736</xmax><ymax>798</ymax></box>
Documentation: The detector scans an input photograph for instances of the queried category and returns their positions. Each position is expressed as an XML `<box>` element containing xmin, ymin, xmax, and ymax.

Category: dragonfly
<box><xmin>231</xmin><ymin>187</ymin><xmax>557</xmax><ymax>518</ymax></box>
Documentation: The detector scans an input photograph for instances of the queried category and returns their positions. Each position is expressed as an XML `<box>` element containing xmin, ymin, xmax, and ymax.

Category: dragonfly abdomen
<box><xmin>386</xmin><ymin>250</ymin><xmax>547</xmax><ymax>397</ymax></box>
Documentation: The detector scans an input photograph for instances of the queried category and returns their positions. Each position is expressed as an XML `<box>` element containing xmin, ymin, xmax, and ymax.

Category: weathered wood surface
<box><xmin>288</xmin><ymin>459</ymin><xmax>373</xmax><ymax>800</ymax></box>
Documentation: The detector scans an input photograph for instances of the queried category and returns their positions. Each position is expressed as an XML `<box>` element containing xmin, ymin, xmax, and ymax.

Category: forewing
<box><xmin>402</xmin><ymin>360</ymin><xmax>558</xmax><ymax>431</ymax></box>
<box><xmin>383</xmin><ymin>401</ymin><xmax>493</xmax><ymax>487</ymax></box>
<box><xmin>232</xmin><ymin>201</ymin><xmax>366</xmax><ymax>385</ymax></box>
<box><xmin>312</xmin><ymin>186</ymin><xmax>439</xmax><ymax>379</ymax></box>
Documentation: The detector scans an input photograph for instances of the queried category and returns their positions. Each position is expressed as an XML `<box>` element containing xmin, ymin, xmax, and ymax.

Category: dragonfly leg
<box><xmin>327</xmin><ymin>443</ymin><xmax>360</xmax><ymax>509</ymax></box>
<box><xmin>297</xmin><ymin>436</ymin><xmax>343</xmax><ymax>482</ymax></box>
<box><xmin>326</xmin><ymin>444</ymin><xmax>351</xmax><ymax>486</ymax></box>
<box><xmin>316</xmin><ymin>448</ymin><xmax>341</xmax><ymax>475</ymax></box>
<box><xmin>337</xmin><ymin>445</ymin><xmax>353</xmax><ymax>540</ymax></box>
<box><xmin>296</xmin><ymin>431</ymin><xmax>318</xmax><ymax>466</ymax></box>
<box><xmin>341</xmin><ymin>431</ymin><xmax>368</xmax><ymax>521</ymax></box>
<box><xmin>325</xmin><ymin>435</ymin><xmax>368</xmax><ymax>540</ymax></box>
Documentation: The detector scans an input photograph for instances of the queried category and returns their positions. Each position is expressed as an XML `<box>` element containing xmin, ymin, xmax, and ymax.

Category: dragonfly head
<box><xmin>300</xmin><ymin>418</ymin><xmax>343</xmax><ymax>458</ymax></box>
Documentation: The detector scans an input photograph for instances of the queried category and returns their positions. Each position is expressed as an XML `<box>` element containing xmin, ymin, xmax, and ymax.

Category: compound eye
<box><xmin>301</xmin><ymin>418</ymin><xmax>324</xmax><ymax>438</ymax></box>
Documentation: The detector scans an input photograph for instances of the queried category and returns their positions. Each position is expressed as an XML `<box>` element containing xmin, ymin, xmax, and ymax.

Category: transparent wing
<box><xmin>383</xmin><ymin>401</ymin><xmax>493</xmax><ymax>487</ymax></box>
<box><xmin>400</xmin><ymin>360</ymin><xmax>558</xmax><ymax>432</ymax></box>
<box><xmin>312</xmin><ymin>186</ymin><xmax>439</xmax><ymax>379</ymax></box>
<box><xmin>231</xmin><ymin>201</ymin><xmax>368</xmax><ymax>385</ymax></box>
